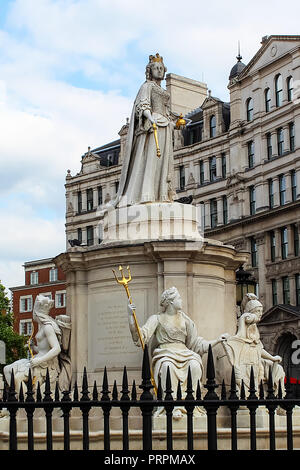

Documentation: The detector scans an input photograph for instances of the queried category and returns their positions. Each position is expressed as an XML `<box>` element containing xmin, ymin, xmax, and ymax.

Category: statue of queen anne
<box><xmin>112</xmin><ymin>53</ymin><xmax>177</xmax><ymax>208</ymax></box>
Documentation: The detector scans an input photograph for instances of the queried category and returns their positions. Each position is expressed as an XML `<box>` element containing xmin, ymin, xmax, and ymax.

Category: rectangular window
<box><xmin>55</xmin><ymin>291</ymin><xmax>66</xmax><ymax>308</ymax></box>
<box><xmin>268</xmin><ymin>179</ymin><xmax>274</xmax><ymax>209</ymax></box>
<box><xmin>87</xmin><ymin>226</ymin><xmax>94</xmax><ymax>246</ymax></box>
<box><xmin>296</xmin><ymin>274</ymin><xmax>300</xmax><ymax>306</ymax></box>
<box><xmin>249</xmin><ymin>186</ymin><xmax>256</xmax><ymax>215</ymax></box>
<box><xmin>289</xmin><ymin>122</ymin><xmax>295</xmax><ymax>152</ymax></box>
<box><xmin>179</xmin><ymin>165</ymin><xmax>185</xmax><ymax>190</ymax></box>
<box><xmin>87</xmin><ymin>189</ymin><xmax>93</xmax><ymax>211</ymax></box>
<box><xmin>78</xmin><ymin>191</ymin><xmax>82</xmax><ymax>213</ymax></box>
<box><xmin>272</xmin><ymin>279</ymin><xmax>278</xmax><ymax>306</ymax></box>
<box><xmin>248</xmin><ymin>141</ymin><xmax>255</xmax><ymax>168</ymax></box>
<box><xmin>222</xmin><ymin>196</ymin><xmax>228</xmax><ymax>225</ymax></box>
<box><xmin>279</xmin><ymin>174</ymin><xmax>286</xmax><ymax>205</ymax></box>
<box><xmin>77</xmin><ymin>228</ymin><xmax>82</xmax><ymax>244</ymax></box>
<box><xmin>199</xmin><ymin>161</ymin><xmax>204</xmax><ymax>185</ymax></box>
<box><xmin>250</xmin><ymin>237</ymin><xmax>257</xmax><ymax>267</ymax></box>
<box><xmin>98</xmin><ymin>186</ymin><xmax>103</xmax><ymax>206</ymax></box>
<box><xmin>210</xmin><ymin>198</ymin><xmax>218</xmax><ymax>228</ymax></box>
<box><xmin>266</xmin><ymin>133</ymin><xmax>272</xmax><ymax>159</ymax></box>
<box><xmin>291</xmin><ymin>170</ymin><xmax>297</xmax><ymax>202</ymax></box>
<box><xmin>20</xmin><ymin>296</ymin><xmax>33</xmax><ymax>313</ymax></box>
<box><xmin>221</xmin><ymin>154</ymin><xmax>226</xmax><ymax>178</ymax></box>
<box><xmin>277</xmin><ymin>128</ymin><xmax>284</xmax><ymax>156</ymax></box>
<box><xmin>282</xmin><ymin>276</ymin><xmax>290</xmax><ymax>304</ymax></box>
<box><xmin>209</xmin><ymin>156</ymin><xmax>217</xmax><ymax>182</ymax></box>
<box><xmin>49</xmin><ymin>268</ymin><xmax>58</xmax><ymax>282</ymax></box>
<box><xmin>281</xmin><ymin>227</ymin><xmax>288</xmax><ymax>259</ymax></box>
<box><xmin>294</xmin><ymin>224</ymin><xmax>299</xmax><ymax>257</ymax></box>
<box><xmin>30</xmin><ymin>271</ymin><xmax>38</xmax><ymax>285</ymax></box>
<box><xmin>19</xmin><ymin>320</ymin><xmax>33</xmax><ymax>336</ymax></box>
<box><xmin>270</xmin><ymin>230</ymin><xmax>276</xmax><ymax>262</ymax></box>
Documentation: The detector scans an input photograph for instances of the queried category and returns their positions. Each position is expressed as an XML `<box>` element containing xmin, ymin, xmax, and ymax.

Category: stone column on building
<box><xmin>93</xmin><ymin>187</ymin><xmax>98</xmax><ymax>209</ymax></box>
<box><xmin>287</xmin><ymin>224</ymin><xmax>294</xmax><ymax>257</ymax></box>
<box><xmin>255</xmin><ymin>233</ymin><xmax>267</xmax><ymax>306</ymax></box>
<box><xmin>203</xmin><ymin>159</ymin><xmax>210</xmax><ymax>183</ymax></box>
<box><xmin>271</xmin><ymin>131</ymin><xmax>277</xmax><ymax>158</ymax></box>
<box><xmin>81</xmin><ymin>189</ymin><xmax>87</xmax><ymax>212</ymax></box>
<box><xmin>216</xmin><ymin>196</ymin><xmax>223</xmax><ymax>226</ymax></box>
<box><xmin>273</xmin><ymin>176</ymin><xmax>280</xmax><ymax>208</ymax></box>
<box><xmin>216</xmin><ymin>155</ymin><xmax>222</xmax><ymax>179</ymax></box>
<box><xmin>204</xmin><ymin>201</ymin><xmax>211</xmax><ymax>230</ymax></box>
<box><xmin>283</xmin><ymin>125</ymin><xmax>290</xmax><ymax>153</ymax></box>
<box><xmin>274</xmin><ymin>228</ymin><xmax>282</xmax><ymax>261</ymax></box>
<box><xmin>289</xmin><ymin>274</ymin><xmax>296</xmax><ymax>306</ymax></box>
<box><xmin>284</xmin><ymin>171</ymin><xmax>292</xmax><ymax>204</ymax></box>
<box><xmin>277</xmin><ymin>276</ymin><xmax>283</xmax><ymax>305</ymax></box>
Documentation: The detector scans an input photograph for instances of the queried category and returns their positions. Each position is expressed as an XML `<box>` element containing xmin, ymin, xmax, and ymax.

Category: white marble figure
<box><xmin>220</xmin><ymin>293</ymin><xmax>285</xmax><ymax>393</ymax></box>
<box><xmin>128</xmin><ymin>286</ymin><xmax>228</xmax><ymax>418</ymax></box>
<box><xmin>112</xmin><ymin>53</ymin><xmax>177</xmax><ymax>208</ymax></box>
<box><xmin>4</xmin><ymin>294</ymin><xmax>71</xmax><ymax>394</ymax></box>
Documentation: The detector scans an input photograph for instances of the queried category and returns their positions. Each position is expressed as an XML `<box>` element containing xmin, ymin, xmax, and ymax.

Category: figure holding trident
<box><xmin>112</xmin><ymin>265</ymin><xmax>158</xmax><ymax>394</ymax></box>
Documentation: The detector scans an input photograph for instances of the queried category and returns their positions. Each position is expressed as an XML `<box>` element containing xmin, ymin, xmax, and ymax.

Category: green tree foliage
<box><xmin>0</xmin><ymin>282</ymin><xmax>27</xmax><ymax>370</ymax></box>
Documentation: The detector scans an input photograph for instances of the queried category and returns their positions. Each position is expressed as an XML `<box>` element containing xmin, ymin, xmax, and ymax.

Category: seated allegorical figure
<box><xmin>4</xmin><ymin>294</ymin><xmax>71</xmax><ymax>395</ymax></box>
<box><xmin>218</xmin><ymin>293</ymin><xmax>285</xmax><ymax>394</ymax></box>
<box><xmin>127</xmin><ymin>286</ymin><xmax>228</xmax><ymax>418</ymax></box>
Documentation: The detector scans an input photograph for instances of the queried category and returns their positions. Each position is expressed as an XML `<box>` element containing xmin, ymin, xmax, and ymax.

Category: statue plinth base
<box><xmin>101</xmin><ymin>202</ymin><xmax>203</xmax><ymax>245</ymax></box>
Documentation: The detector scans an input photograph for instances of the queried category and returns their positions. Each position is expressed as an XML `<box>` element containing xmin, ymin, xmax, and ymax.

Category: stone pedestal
<box><xmin>55</xmin><ymin>238</ymin><xmax>247</xmax><ymax>387</ymax></box>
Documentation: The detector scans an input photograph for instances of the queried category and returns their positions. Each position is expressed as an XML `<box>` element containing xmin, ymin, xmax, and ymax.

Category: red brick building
<box><xmin>10</xmin><ymin>258</ymin><xmax>66</xmax><ymax>338</ymax></box>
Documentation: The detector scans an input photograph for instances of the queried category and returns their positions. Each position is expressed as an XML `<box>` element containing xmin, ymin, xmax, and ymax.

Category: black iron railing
<box><xmin>1</xmin><ymin>345</ymin><xmax>300</xmax><ymax>451</ymax></box>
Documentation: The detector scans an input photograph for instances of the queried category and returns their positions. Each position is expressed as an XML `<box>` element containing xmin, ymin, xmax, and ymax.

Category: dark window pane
<box><xmin>265</xmin><ymin>88</ymin><xmax>271</xmax><ymax>112</ymax></box>
<box><xmin>246</xmin><ymin>98</ymin><xmax>253</xmax><ymax>121</ymax></box>
<box><xmin>287</xmin><ymin>76</ymin><xmax>293</xmax><ymax>102</ymax></box>
<box><xmin>248</xmin><ymin>141</ymin><xmax>254</xmax><ymax>168</ymax></box>
<box><xmin>275</xmin><ymin>74</ymin><xmax>283</xmax><ymax>107</ymax></box>
<box><xmin>210</xmin><ymin>115</ymin><xmax>216</xmax><ymax>138</ymax></box>
<box><xmin>272</xmin><ymin>279</ymin><xmax>278</xmax><ymax>306</ymax></box>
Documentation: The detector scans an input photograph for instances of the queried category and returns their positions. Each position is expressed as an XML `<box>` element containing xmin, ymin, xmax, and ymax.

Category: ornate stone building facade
<box><xmin>64</xmin><ymin>36</ymin><xmax>300</xmax><ymax>365</ymax></box>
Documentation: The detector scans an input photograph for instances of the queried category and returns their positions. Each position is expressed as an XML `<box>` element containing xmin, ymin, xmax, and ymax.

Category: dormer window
<box><xmin>209</xmin><ymin>115</ymin><xmax>216</xmax><ymax>138</ymax></box>
<box><xmin>246</xmin><ymin>98</ymin><xmax>253</xmax><ymax>121</ymax></box>
<box><xmin>275</xmin><ymin>74</ymin><xmax>283</xmax><ymax>107</ymax></box>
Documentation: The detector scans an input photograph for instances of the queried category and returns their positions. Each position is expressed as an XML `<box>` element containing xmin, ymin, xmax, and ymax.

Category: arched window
<box><xmin>265</xmin><ymin>88</ymin><xmax>271</xmax><ymax>112</ymax></box>
<box><xmin>287</xmin><ymin>76</ymin><xmax>293</xmax><ymax>101</ymax></box>
<box><xmin>209</xmin><ymin>115</ymin><xmax>216</xmax><ymax>138</ymax></box>
<box><xmin>246</xmin><ymin>98</ymin><xmax>253</xmax><ymax>121</ymax></box>
<box><xmin>275</xmin><ymin>74</ymin><xmax>283</xmax><ymax>107</ymax></box>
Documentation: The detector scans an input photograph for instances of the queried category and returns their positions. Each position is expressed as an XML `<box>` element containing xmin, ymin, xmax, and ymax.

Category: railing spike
<box><xmin>139</xmin><ymin>344</ymin><xmax>153</xmax><ymax>400</ymax></box>
<box><xmin>247</xmin><ymin>366</ymin><xmax>257</xmax><ymax>399</ymax></box>
<box><xmin>229</xmin><ymin>366</ymin><xmax>238</xmax><ymax>400</ymax></box>
<box><xmin>185</xmin><ymin>366</ymin><xmax>194</xmax><ymax>400</ymax></box>
<box><xmin>81</xmin><ymin>367</ymin><xmax>90</xmax><ymax>401</ymax></box>
<box><xmin>73</xmin><ymin>381</ymin><xmax>79</xmax><ymax>401</ymax></box>
<box><xmin>240</xmin><ymin>380</ymin><xmax>246</xmax><ymax>400</ymax></box>
<box><xmin>176</xmin><ymin>379</ymin><xmax>182</xmax><ymax>401</ymax></box>
<box><xmin>92</xmin><ymin>381</ymin><xmax>98</xmax><ymax>401</ymax></box>
<box><xmin>54</xmin><ymin>381</ymin><xmax>60</xmax><ymax>401</ymax></box>
<box><xmin>221</xmin><ymin>379</ymin><xmax>227</xmax><ymax>400</ymax></box>
<box><xmin>267</xmin><ymin>366</ymin><xmax>275</xmax><ymax>399</ymax></box>
<box><xmin>165</xmin><ymin>367</ymin><xmax>173</xmax><ymax>401</ymax></box>
<box><xmin>36</xmin><ymin>382</ymin><xmax>42</xmax><ymax>402</ymax></box>
<box><xmin>259</xmin><ymin>380</ymin><xmax>264</xmax><ymax>400</ymax></box>
<box><xmin>131</xmin><ymin>380</ymin><xmax>137</xmax><ymax>401</ymax></box>
<box><xmin>157</xmin><ymin>375</ymin><xmax>162</xmax><ymax>401</ymax></box>
<box><xmin>112</xmin><ymin>380</ymin><xmax>118</xmax><ymax>401</ymax></box>
<box><xmin>43</xmin><ymin>368</ymin><xmax>52</xmax><ymax>402</ymax></box>
<box><xmin>204</xmin><ymin>345</ymin><xmax>219</xmax><ymax>400</ymax></box>
<box><xmin>196</xmin><ymin>380</ymin><xmax>201</xmax><ymax>400</ymax></box>
<box><xmin>19</xmin><ymin>382</ymin><xmax>24</xmax><ymax>402</ymax></box>
<box><xmin>8</xmin><ymin>369</ymin><xmax>17</xmax><ymax>402</ymax></box>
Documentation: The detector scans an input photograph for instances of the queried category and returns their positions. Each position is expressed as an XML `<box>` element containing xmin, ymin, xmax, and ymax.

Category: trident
<box><xmin>112</xmin><ymin>265</ymin><xmax>157</xmax><ymax>394</ymax></box>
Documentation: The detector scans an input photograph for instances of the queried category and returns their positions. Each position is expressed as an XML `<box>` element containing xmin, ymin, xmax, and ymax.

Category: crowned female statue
<box><xmin>112</xmin><ymin>53</ymin><xmax>177</xmax><ymax>208</ymax></box>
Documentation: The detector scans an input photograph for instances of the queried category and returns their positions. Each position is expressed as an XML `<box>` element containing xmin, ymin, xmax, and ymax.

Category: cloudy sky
<box><xmin>0</xmin><ymin>0</ymin><xmax>300</xmax><ymax>294</ymax></box>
